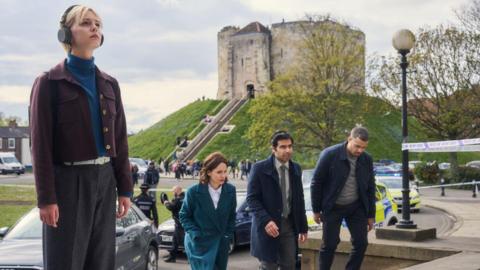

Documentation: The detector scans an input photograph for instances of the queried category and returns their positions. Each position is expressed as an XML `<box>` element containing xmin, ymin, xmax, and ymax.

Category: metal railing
<box><xmin>416</xmin><ymin>180</ymin><xmax>479</xmax><ymax>198</ymax></box>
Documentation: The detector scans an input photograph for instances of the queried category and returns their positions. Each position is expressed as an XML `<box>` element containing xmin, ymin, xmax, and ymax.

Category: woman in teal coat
<box><xmin>179</xmin><ymin>152</ymin><xmax>237</xmax><ymax>270</ymax></box>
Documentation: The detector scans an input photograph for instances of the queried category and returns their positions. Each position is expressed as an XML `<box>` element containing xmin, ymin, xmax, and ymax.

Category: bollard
<box><xmin>473</xmin><ymin>180</ymin><xmax>477</xmax><ymax>198</ymax></box>
<box><xmin>440</xmin><ymin>178</ymin><xmax>445</xmax><ymax>197</ymax></box>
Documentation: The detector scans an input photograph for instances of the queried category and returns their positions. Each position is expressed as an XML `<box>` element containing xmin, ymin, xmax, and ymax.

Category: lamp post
<box><xmin>393</xmin><ymin>29</ymin><xmax>417</xmax><ymax>229</ymax></box>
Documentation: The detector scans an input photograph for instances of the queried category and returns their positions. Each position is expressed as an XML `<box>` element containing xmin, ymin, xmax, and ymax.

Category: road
<box><xmin>1</xmin><ymin>173</ymin><xmax>460</xmax><ymax>269</ymax></box>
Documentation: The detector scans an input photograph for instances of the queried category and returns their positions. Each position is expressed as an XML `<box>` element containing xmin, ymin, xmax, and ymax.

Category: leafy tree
<box><xmin>247</xmin><ymin>16</ymin><xmax>367</xmax><ymax>153</ymax></box>
<box><xmin>455</xmin><ymin>0</ymin><xmax>480</xmax><ymax>33</ymax></box>
<box><xmin>370</xmin><ymin>24</ymin><xmax>480</xmax><ymax>173</ymax></box>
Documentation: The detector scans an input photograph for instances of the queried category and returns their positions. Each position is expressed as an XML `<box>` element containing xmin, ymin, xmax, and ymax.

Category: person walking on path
<box><xmin>247</xmin><ymin>131</ymin><xmax>308</xmax><ymax>269</ymax></box>
<box><xmin>179</xmin><ymin>152</ymin><xmax>237</xmax><ymax>270</ymax></box>
<box><xmin>144</xmin><ymin>161</ymin><xmax>160</xmax><ymax>200</ymax></box>
<box><xmin>311</xmin><ymin>126</ymin><xmax>376</xmax><ymax>270</ymax></box>
<box><xmin>29</xmin><ymin>5</ymin><xmax>132</xmax><ymax>270</ymax></box>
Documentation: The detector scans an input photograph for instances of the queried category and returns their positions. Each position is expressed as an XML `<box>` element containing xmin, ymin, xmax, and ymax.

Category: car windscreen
<box><xmin>2</xmin><ymin>157</ymin><xmax>19</xmax><ymax>163</ymax></box>
<box><xmin>303</xmin><ymin>186</ymin><xmax>312</xmax><ymax>211</ymax></box>
<box><xmin>130</xmin><ymin>158</ymin><xmax>147</xmax><ymax>166</ymax></box>
<box><xmin>377</xmin><ymin>178</ymin><xmax>403</xmax><ymax>189</ymax></box>
<box><xmin>236</xmin><ymin>193</ymin><xmax>246</xmax><ymax>211</ymax></box>
<box><xmin>4</xmin><ymin>209</ymin><xmax>42</xmax><ymax>239</ymax></box>
<box><xmin>302</xmin><ymin>170</ymin><xmax>314</xmax><ymax>186</ymax></box>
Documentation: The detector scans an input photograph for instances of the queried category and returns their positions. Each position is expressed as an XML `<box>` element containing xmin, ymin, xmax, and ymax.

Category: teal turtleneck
<box><xmin>66</xmin><ymin>53</ymin><xmax>106</xmax><ymax>157</ymax></box>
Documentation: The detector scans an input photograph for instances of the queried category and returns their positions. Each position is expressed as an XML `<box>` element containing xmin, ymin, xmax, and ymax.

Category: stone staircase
<box><xmin>180</xmin><ymin>98</ymin><xmax>248</xmax><ymax>161</ymax></box>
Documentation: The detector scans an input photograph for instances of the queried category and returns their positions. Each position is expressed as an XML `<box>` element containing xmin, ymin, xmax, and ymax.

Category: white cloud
<box><xmin>0</xmin><ymin>85</ymin><xmax>30</xmax><ymax>104</ymax></box>
<box><xmin>121</xmin><ymin>72</ymin><xmax>217</xmax><ymax>132</ymax></box>
<box><xmin>241</xmin><ymin>0</ymin><xmax>470</xmax><ymax>54</ymax></box>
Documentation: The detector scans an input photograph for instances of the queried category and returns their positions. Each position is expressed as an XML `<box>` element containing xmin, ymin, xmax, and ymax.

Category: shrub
<box><xmin>443</xmin><ymin>166</ymin><xmax>480</xmax><ymax>189</ymax></box>
<box><xmin>414</xmin><ymin>162</ymin><xmax>440</xmax><ymax>184</ymax></box>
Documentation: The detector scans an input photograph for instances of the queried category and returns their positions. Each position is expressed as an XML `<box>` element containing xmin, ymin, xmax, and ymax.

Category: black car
<box><xmin>0</xmin><ymin>205</ymin><xmax>159</xmax><ymax>270</ymax></box>
<box><xmin>157</xmin><ymin>191</ymin><xmax>252</xmax><ymax>253</ymax></box>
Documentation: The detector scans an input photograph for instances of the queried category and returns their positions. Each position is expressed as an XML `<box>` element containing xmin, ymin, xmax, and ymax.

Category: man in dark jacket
<box><xmin>144</xmin><ymin>161</ymin><xmax>160</xmax><ymax>200</ymax></box>
<box><xmin>162</xmin><ymin>186</ymin><xmax>185</xmax><ymax>263</ymax></box>
<box><xmin>311</xmin><ymin>126</ymin><xmax>376</xmax><ymax>270</ymax></box>
<box><xmin>133</xmin><ymin>183</ymin><xmax>159</xmax><ymax>227</ymax></box>
<box><xmin>247</xmin><ymin>131</ymin><xmax>308</xmax><ymax>269</ymax></box>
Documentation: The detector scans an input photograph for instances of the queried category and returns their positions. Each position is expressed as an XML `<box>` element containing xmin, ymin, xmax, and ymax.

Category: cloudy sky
<box><xmin>0</xmin><ymin>0</ymin><xmax>469</xmax><ymax>132</ymax></box>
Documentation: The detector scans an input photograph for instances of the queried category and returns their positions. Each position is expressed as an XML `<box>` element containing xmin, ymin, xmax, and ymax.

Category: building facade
<box><xmin>0</xmin><ymin>120</ymin><xmax>31</xmax><ymax>165</ymax></box>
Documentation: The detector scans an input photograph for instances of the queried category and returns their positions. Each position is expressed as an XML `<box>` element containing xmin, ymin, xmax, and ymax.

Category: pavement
<box><xmin>397</xmin><ymin>187</ymin><xmax>480</xmax><ymax>269</ymax></box>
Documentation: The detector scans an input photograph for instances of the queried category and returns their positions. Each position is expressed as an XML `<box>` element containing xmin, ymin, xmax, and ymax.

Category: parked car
<box><xmin>375</xmin><ymin>176</ymin><xmax>421</xmax><ymax>213</ymax></box>
<box><xmin>378</xmin><ymin>159</ymin><xmax>396</xmax><ymax>166</ymax></box>
<box><xmin>438</xmin><ymin>162</ymin><xmax>451</xmax><ymax>170</ymax></box>
<box><xmin>157</xmin><ymin>191</ymin><xmax>252</xmax><ymax>254</ymax></box>
<box><xmin>129</xmin><ymin>157</ymin><xmax>149</xmax><ymax>178</ymax></box>
<box><xmin>0</xmin><ymin>152</ymin><xmax>25</xmax><ymax>175</ymax></box>
<box><xmin>374</xmin><ymin>165</ymin><xmax>402</xmax><ymax>177</ymax></box>
<box><xmin>302</xmin><ymin>169</ymin><xmax>398</xmax><ymax>230</ymax></box>
<box><xmin>0</xmin><ymin>205</ymin><xmax>159</xmax><ymax>270</ymax></box>
<box><xmin>466</xmin><ymin>160</ymin><xmax>480</xmax><ymax>169</ymax></box>
<box><xmin>408</xmin><ymin>160</ymin><xmax>423</xmax><ymax>170</ymax></box>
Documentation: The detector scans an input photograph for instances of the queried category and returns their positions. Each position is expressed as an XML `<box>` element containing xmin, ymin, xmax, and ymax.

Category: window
<box><xmin>8</xmin><ymin>138</ymin><xmax>15</xmax><ymax>149</ymax></box>
<box><xmin>377</xmin><ymin>185</ymin><xmax>387</xmax><ymax>201</ymax></box>
<box><xmin>122</xmin><ymin>209</ymin><xmax>139</xmax><ymax>228</ymax></box>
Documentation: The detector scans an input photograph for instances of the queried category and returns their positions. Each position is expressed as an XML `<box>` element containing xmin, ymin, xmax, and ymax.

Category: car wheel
<box><xmin>228</xmin><ymin>236</ymin><xmax>235</xmax><ymax>254</ymax></box>
<box><xmin>387</xmin><ymin>217</ymin><xmax>398</xmax><ymax>226</ymax></box>
<box><xmin>146</xmin><ymin>245</ymin><xmax>158</xmax><ymax>270</ymax></box>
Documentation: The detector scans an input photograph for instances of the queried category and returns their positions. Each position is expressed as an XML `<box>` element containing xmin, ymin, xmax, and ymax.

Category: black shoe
<box><xmin>164</xmin><ymin>256</ymin><xmax>176</xmax><ymax>263</ymax></box>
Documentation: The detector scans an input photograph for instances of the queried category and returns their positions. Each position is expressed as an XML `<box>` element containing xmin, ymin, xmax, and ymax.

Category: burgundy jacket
<box><xmin>30</xmin><ymin>60</ymin><xmax>133</xmax><ymax>207</ymax></box>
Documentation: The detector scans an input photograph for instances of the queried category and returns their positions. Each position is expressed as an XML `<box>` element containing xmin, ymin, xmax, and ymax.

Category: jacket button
<box><xmin>102</xmin><ymin>109</ymin><xmax>107</xmax><ymax>115</ymax></box>
<box><xmin>104</xmin><ymin>127</ymin><xmax>109</xmax><ymax>133</ymax></box>
<box><xmin>105</xmin><ymin>145</ymin><xmax>111</xmax><ymax>150</ymax></box>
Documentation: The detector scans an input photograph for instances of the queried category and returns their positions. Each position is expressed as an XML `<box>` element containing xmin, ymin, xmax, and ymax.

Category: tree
<box><xmin>370</xmin><ymin>25</ymin><xmax>480</xmax><ymax>173</ymax></box>
<box><xmin>246</xmin><ymin>16</ymin><xmax>367</xmax><ymax>154</ymax></box>
<box><xmin>455</xmin><ymin>0</ymin><xmax>480</xmax><ymax>33</ymax></box>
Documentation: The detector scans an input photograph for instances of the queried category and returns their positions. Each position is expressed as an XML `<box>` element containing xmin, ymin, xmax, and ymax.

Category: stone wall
<box><xmin>217</xmin><ymin>20</ymin><xmax>366</xmax><ymax>99</ymax></box>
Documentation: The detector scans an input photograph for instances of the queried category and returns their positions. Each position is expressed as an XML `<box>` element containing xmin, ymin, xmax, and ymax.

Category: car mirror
<box><xmin>0</xmin><ymin>227</ymin><xmax>9</xmax><ymax>238</ymax></box>
<box><xmin>115</xmin><ymin>227</ymin><xmax>126</xmax><ymax>237</ymax></box>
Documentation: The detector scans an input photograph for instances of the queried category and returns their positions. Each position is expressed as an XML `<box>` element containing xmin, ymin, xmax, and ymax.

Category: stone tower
<box><xmin>217</xmin><ymin>20</ymin><xmax>365</xmax><ymax>99</ymax></box>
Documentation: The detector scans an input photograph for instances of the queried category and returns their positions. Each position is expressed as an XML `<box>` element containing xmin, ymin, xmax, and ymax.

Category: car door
<box><xmin>115</xmin><ymin>210</ymin><xmax>145</xmax><ymax>270</ymax></box>
<box><xmin>115</xmin><ymin>218</ymin><xmax>130</xmax><ymax>270</ymax></box>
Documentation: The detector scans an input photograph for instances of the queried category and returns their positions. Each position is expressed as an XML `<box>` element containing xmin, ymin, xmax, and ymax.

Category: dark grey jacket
<box><xmin>311</xmin><ymin>142</ymin><xmax>376</xmax><ymax>218</ymax></box>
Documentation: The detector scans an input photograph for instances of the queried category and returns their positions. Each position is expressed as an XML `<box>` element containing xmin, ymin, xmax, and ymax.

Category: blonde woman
<box><xmin>179</xmin><ymin>152</ymin><xmax>237</xmax><ymax>270</ymax></box>
<box><xmin>29</xmin><ymin>5</ymin><xmax>132</xmax><ymax>270</ymax></box>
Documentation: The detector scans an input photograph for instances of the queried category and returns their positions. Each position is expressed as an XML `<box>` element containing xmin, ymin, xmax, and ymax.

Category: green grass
<box><xmin>0</xmin><ymin>185</ymin><xmax>36</xmax><ymax>228</ymax></box>
<box><xmin>0</xmin><ymin>185</ymin><xmax>175</xmax><ymax>228</ymax></box>
<box><xmin>196</xmin><ymin>100</ymin><xmax>261</xmax><ymax>161</ymax></box>
<box><xmin>128</xmin><ymin>99</ymin><xmax>225</xmax><ymax>161</ymax></box>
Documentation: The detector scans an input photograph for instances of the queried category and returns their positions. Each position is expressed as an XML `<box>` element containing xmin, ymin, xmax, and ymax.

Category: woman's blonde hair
<box><xmin>199</xmin><ymin>152</ymin><xmax>228</xmax><ymax>185</ymax></box>
<box><xmin>59</xmin><ymin>5</ymin><xmax>102</xmax><ymax>52</ymax></box>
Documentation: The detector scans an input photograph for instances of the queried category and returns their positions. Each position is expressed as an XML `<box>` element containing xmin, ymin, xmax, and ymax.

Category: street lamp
<box><xmin>393</xmin><ymin>29</ymin><xmax>417</xmax><ymax>229</ymax></box>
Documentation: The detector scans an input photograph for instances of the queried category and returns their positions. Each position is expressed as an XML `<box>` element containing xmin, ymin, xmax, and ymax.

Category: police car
<box><xmin>302</xmin><ymin>169</ymin><xmax>398</xmax><ymax>230</ymax></box>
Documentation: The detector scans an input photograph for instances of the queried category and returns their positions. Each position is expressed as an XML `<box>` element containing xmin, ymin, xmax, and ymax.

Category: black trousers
<box><xmin>43</xmin><ymin>163</ymin><xmax>117</xmax><ymax>270</ymax></box>
<box><xmin>169</xmin><ymin>225</ymin><xmax>184</xmax><ymax>258</ymax></box>
<box><xmin>319</xmin><ymin>201</ymin><xmax>368</xmax><ymax>270</ymax></box>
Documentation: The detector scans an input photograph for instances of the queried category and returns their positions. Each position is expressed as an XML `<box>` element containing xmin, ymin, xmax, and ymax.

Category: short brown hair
<box><xmin>199</xmin><ymin>152</ymin><xmax>228</xmax><ymax>184</ymax></box>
